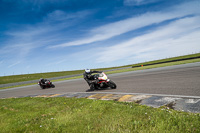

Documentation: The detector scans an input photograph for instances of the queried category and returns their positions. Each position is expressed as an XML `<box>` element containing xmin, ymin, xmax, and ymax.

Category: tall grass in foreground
<box><xmin>1</xmin><ymin>97</ymin><xmax>200</xmax><ymax>132</ymax></box>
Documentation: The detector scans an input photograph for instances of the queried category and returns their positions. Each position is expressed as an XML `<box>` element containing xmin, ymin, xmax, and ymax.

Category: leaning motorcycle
<box><xmin>38</xmin><ymin>80</ymin><xmax>55</xmax><ymax>89</ymax></box>
<box><xmin>92</xmin><ymin>72</ymin><xmax>117</xmax><ymax>89</ymax></box>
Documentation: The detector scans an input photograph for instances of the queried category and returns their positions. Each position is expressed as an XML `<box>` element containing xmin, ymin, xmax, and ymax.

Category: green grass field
<box><xmin>1</xmin><ymin>54</ymin><xmax>200</xmax><ymax>132</ymax></box>
<box><xmin>1</xmin><ymin>97</ymin><xmax>199</xmax><ymax>133</ymax></box>
<box><xmin>132</xmin><ymin>53</ymin><xmax>200</xmax><ymax>67</ymax></box>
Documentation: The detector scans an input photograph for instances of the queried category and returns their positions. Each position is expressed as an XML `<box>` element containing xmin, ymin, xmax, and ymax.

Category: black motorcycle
<box><xmin>38</xmin><ymin>79</ymin><xmax>55</xmax><ymax>89</ymax></box>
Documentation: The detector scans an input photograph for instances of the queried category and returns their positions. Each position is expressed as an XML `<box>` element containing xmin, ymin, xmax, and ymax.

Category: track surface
<box><xmin>1</xmin><ymin>63</ymin><xmax>200</xmax><ymax>98</ymax></box>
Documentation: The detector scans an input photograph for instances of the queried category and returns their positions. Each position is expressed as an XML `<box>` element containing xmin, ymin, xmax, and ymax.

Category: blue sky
<box><xmin>0</xmin><ymin>0</ymin><xmax>200</xmax><ymax>76</ymax></box>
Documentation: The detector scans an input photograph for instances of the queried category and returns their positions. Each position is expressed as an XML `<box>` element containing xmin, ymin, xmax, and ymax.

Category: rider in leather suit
<box><xmin>39</xmin><ymin>78</ymin><xmax>47</xmax><ymax>85</ymax></box>
<box><xmin>83</xmin><ymin>69</ymin><xmax>102</xmax><ymax>92</ymax></box>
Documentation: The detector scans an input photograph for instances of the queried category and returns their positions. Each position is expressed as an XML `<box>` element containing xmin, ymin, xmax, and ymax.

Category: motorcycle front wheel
<box><xmin>51</xmin><ymin>84</ymin><xmax>55</xmax><ymax>88</ymax></box>
<box><xmin>107</xmin><ymin>80</ymin><xmax>117</xmax><ymax>89</ymax></box>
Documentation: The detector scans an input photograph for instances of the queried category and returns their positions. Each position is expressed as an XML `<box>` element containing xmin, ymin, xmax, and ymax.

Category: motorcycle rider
<box><xmin>39</xmin><ymin>78</ymin><xmax>48</xmax><ymax>85</ymax></box>
<box><xmin>83</xmin><ymin>69</ymin><xmax>102</xmax><ymax>92</ymax></box>
<box><xmin>38</xmin><ymin>78</ymin><xmax>55</xmax><ymax>89</ymax></box>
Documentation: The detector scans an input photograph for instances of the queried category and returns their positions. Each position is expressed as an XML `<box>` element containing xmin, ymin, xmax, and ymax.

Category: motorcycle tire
<box><xmin>107</xmin><ymin>80</ymin><xmax>117</xmax><ymax>89</ymax></box>
<box><xmin>51</xmin><ymin>84</ymin><xmax>55</xmax><ymax>88</ymax></box>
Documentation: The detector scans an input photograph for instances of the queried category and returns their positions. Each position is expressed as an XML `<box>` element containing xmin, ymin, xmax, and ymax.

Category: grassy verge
<box><xmin>0</xmin><ymin>76</ymin><xmax>83</xmax><ymax>90</ymax></box>
<box><xmin>0</xmin><ymin>97</ymin><xmax>199</xmax><ymax>133</ymax></box>
<box><xmin>106</xmin><ymin>58</ymin><xmax>200</xmax><ymax>75</ymax></box>
<box><xmin>1</xmin><ymin>58</ymin><xmax>200</xmax><ymax>90</ymax></box>
<box><xmin>0</xmin><ymin>70</ymin><xmax>84</xmax><ymax>85</ymax></box>
<box><xmin>1</xmin><ymin>53</ymin><xmax>199</xmax><ymax>85</ymax></box>
<box><xmin>132</xmin><ymin>53</ymin><xmax>200</xmax><ymax>67</ymax></box>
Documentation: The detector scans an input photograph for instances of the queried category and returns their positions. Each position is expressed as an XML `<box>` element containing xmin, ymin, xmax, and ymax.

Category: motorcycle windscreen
<box><xmin>98</xmin><ymin>73</ymin><xmax>107</xmax><ymax>80</ymax></box>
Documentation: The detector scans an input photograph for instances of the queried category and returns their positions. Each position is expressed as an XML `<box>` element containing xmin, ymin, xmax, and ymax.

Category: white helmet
<box><xmin>85</xmin><ymin>69</ymin><xmax>90</xmax><ymax>73</ymax></box>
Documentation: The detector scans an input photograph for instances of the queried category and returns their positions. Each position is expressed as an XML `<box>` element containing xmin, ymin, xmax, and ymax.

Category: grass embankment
<box><xmin>1</xmin><ymin>53</ymin><xmax>200</xmax><ymax>87</ymax></box>
<box><xmin>0</xmin><ymin>97</ymin><xmax>199</xmax><ymax>132</ymax></box>
<box><xmin>107</xmin><ymin>58</ymin><xmax>200</xmax><ymax>74</ymax></box>
<box><xmin>132</xmin><ymin>53</ymin><xmax>200</xmax><ymax>67</ymax></box>
<box><xmin>0</xmin><ymin>70</ymin><xmax>84</xmax><ymax>85</ymax></box>
<box><xmin>0</xmin><ymin>58</ymin><xmax>200</xmax><ymax>89</ymax></box>
<box><xmin>1</xmin><ymin>58</ymin><xmax>200</xmax><ymax>90</ymax></box>
<box><xmin>0</xmin><ymin>66</ymin><xmax>130</xmax><ymax>85</ymax></box>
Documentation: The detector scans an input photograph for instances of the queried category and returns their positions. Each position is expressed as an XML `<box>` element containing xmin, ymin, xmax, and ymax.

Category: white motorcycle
<box><xmin>92</xmin><ymin>72</ymin><xmax>117</xmax><ymax>89</ymax></box>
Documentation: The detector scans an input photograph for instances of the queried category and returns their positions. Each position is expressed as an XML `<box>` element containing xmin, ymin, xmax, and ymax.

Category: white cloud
<box><xmin>124</xmin><ymin>0</ymin><xmax>160</xmax><ymax>6</ymax></box>
<box><xmin>2</xmin><ymin>0</ymin><xmax>71</xmax><ymax>7</ymax></box>
<box><xmin>0</xmin><ymin>60</ymin><xmax>3</xmax><ymax>65</ymax></box>
<box><xmin>6</xmin><ymin>10</ymin><xmax>90</xmax><ymax>37</ymax></box>
<box><xmin>50</xmin><ymin>1</ymin><xmax>200</xmax><ymax>48</ymax></box>
<box><xmin>8</xmin><ymin>61</ymin><xmax>21</xmax><ymax>68</ymax></box>
<box><xmin>0</xmin><ymin>10</ymin><xmax>91</xmax><ymax>63</ymax></box>
<box><xmin>96</xmin><ymin>16</ymin><xmax>200</xmax><ymax>63</ymax></box>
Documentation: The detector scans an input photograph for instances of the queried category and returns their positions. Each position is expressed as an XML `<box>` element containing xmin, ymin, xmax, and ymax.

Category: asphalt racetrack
<box><xmin>1</xmin><ymin>62</ymin><xmax>200</xmax><ymax>98</ymax></box>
